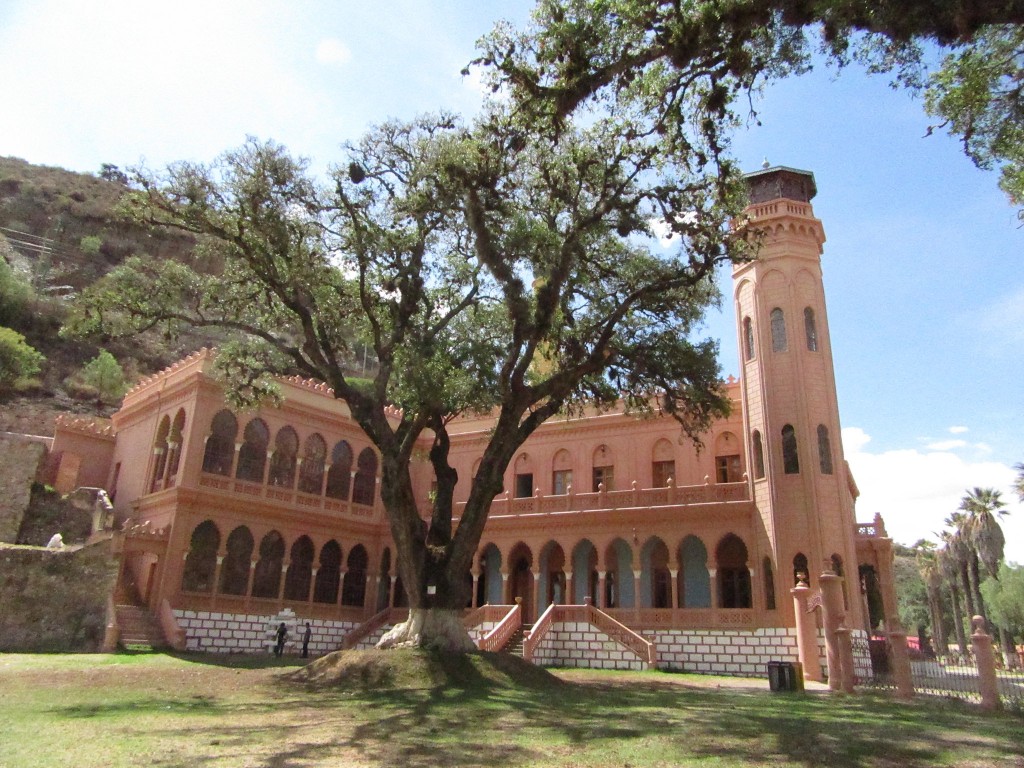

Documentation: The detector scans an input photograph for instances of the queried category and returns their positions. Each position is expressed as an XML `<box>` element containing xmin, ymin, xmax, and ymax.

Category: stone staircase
<box><xmin>114</xmin><ymin>604</ymin><xmax>166</xmax><ymax>651</ymax></box>
<box><xmin>501</xmin><ymin>624</ymin><xmax>532</xmax><ymax>658</ymax></box>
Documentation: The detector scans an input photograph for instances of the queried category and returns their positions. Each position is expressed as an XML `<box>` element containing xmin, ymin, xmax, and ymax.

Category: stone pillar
<box><xmin>320</xmin><ymin>463</ymin><xmax>331</xmax><ymax>497</ymax></box>
<box><xmin>308</xmin><ymin>567</ymin><xmax>318</xmax><ymax>603</ymax></box>
<box><xmin>292</xmin><ymin>457</ymin><xmax>303</xmax><ymax>492</ymax></box>
<box><xmin>349</xmin><ymin>471</ymin><xmax>357</xmax><ymax>502</ymax></box>
<box><xmin>230</xmin><ymin>443</ymin><xmax>242</xmax><ymax>478</ymax></box>
<box><xmin>471</xmin><ymin>572</ymin><xmax>480</xmax><ymax>608</ymax></box>
<box><xmin>874</xmin><ymin>539</ymin><xmax>901</xmax><ymax>632</ymax></box>
<box><xmin>834</xmin><ymin>626</ymin><xmax>856</xmax><ymax>693</ymax></box>
<box><xmin>262</xmin><ymin>450</ymin><xmax>273</xmax><ymax>486</ymax></box>
<box><xmin>819</xmin><ymin>570</ymin><xmax>845</xmax><ymax>691</ymax></box>
<box><xmin>668</xmin><ymin>569</ymin><xmax>677</xmax><ymax>610</ymax></box>
<box><xmin>887</xmin><ymin>623</ymin><xmax>915</xmax><ymax>699</ymax></box>
<box><xmin>364</xmin><ymin>570</ymin><xmax>380</xmax><ymax>616</ymax></box>
<box><xmin>277</xmin><ymin>563</ymin><xmax>289</xmax><ymax>605</ymax></box>
<box><xmin>597</xmin><ymin>571</ymin><xmax>607</xmax><ymax>609</ymax></box>
<box><xmin>632</xmin><ymin>569</ymin><xmax>642</xmax><ymax>613</ymax></box>
<box><xmin>162</xmin><ymin>442</ymin><xmax>179</xmax><ymax>487</ymax></box>
<box><xmin>971</xmin><ymin>616</ymin><xmax>1001</xmax><ymax>712</ymax></box>
<box><xmin>708</xmin><ymin>568</ymin><xmax>718</xmax><ymax>610</ymax></box>
<box><xmin>388</xmin><ymin>575</ymin><xmax>397</xmax><ymax>608</ymax></box>
<box><xmin>212</xmin><ymin>554</ymin><xmax>225</xmax><ymax>608</ymax></box>
<box><xmin>244</xmin><ymin>560</ymin><xmax>257</xmax><ymax>610</ymax></box>
<box><xmin>790</xmin><ymin>579</ymin><xmax>823</xmax><ymax>682</ymax></box>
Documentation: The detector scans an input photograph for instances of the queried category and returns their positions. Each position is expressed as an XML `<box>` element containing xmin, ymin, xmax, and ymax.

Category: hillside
<box><xmin>0</xmin><ymin>156</ymin><xmax>220</xmax><ymax>436</ymax></box>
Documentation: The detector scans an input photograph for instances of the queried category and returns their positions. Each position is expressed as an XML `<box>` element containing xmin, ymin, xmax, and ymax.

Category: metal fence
<box><xmin>861</xmin><ymin>636</ymin><xmax>1024</xmax><ymax>710</ymax></box>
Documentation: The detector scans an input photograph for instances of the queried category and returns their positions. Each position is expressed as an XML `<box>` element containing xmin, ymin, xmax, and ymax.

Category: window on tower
<box><xmin>752</xmin><ymin>430</ymin><xmax>765</xmax><ymax>479</ymax></box>
<box><xmin>781</xmin><ymin>424</ymin><xmax>799</xmax><ymax>474</ymax></box>
<box><xmin>770</xmin><ymin>308</ymin><xmax>787</xmax><ymax>352</ymax></box>
<box><xmin>743</xmin><ymin>317</ymin><xmax>755</xmax><ymax>361</ymax></box>
<box><xmin>804</xmin><ymin>307</ymin><xmax>818</xmax><ymax>352</ymax></box>
<box><xmin>817</xmin><ymin>424</ymin><xmax>834</xmax><ymax>474</ymax></box>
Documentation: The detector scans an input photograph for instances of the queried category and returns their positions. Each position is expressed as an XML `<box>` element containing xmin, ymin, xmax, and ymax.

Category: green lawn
<box><xmin>0</xmin><ymin>651</ymin><xmax>1020</xmax><ymax>768</ymax></box>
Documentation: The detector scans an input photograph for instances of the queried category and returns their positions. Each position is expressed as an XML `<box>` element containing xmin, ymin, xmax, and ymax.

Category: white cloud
<box><xmin>842</xmin><ymin>427</ymin><xmax>1024</xmax><ymax>564</ymax></box>
<box><xmin>925</xmin><ymin>439</ymin><xmax>967</xmax><ymax>451</ymax></box>
<box><xmin>315</xmin><ymin>38</ymin><xmax>353</xmax><ymax>66</ymax></box>
<box><xmin>949</xmin><ymin>425</ymin><xmax>969</xmax><ymax>434</ymax></box>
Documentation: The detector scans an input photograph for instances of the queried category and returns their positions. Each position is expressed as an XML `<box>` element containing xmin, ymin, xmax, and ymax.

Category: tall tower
<box><xmin>733</xmin><ymin>166</ymin><xmax>863</xmax><ymax>628</ymax></box>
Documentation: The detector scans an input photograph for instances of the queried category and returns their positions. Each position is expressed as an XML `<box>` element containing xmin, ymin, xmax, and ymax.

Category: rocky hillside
<box><xmin>0</xmin><ymin>156</ymin><xmax>218</xmax><ymax>436</ymax></box>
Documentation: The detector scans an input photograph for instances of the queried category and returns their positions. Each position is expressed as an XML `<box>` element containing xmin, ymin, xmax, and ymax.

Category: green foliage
<box><xmin>980</xmin><ymin>563</ymin><xmax>1024</xmax><ymax>637</ymax></box>
<box><xmin>79</xmin><ymin>234</ymin><xmax>103</xmax><ymax>255</ymax></box>
<box><xmin>79</xmin><ymin>349</ymin><xmax>127</xmax><ymax>404</ymax></box>
<box><xmin>0</xmin><ymin>245</ymin><xmax>34</xmax><ymax>328</ymax></box>
<box><xmin>925</xmin><ymin>26</ymin><xmax>1024</xmax><ymax>220</ymax></box>
<box><xmin>0</xmin><ymin>326</ymin><xmax>44</xmax><ymax>388</ymax></box>
<box><xmin>894</xmin><ymin>551</ymin><xmax>932</xmax><ymax>632</ymax></box>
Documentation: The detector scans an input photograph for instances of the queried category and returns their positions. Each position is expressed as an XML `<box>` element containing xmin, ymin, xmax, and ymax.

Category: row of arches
<box><xmin>199</xmin><ymin>410</ymin><xmax>378</xmax><ymax>505</ymax></box>
<box><xmin>181</xmin><ymin>521</ymin><xmax>372</xmax><ymax>606</ymax></box>
<box><xmin>149</xmin><ymin>409</ymin><xmax>187</xmax><ymax>492</ymax></box>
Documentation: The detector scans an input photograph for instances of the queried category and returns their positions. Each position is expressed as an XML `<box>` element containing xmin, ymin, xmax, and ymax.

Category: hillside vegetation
<box><xmin>0</xmin><ymin>156</ymin><xmax>219</xmax><ymax>435</ymax></box>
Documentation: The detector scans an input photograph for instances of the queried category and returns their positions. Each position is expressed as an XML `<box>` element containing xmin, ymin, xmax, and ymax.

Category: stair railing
<box><xmin>523</xmin><ymin>602</ymin><xmax>556</xmax><ymax>662</ymax></box>
<box><xmin>159</xmin><ymin>598</ymin><xmax>187</xmax><ymax>650</ymax></box>
<box><xmin>476</xmin><ymin>602</ymin><xmax>521</xmax><ymax>652</ymax></box>
<box><xmin>340</xmin><ymin>607</ymin><xmax>408</xmax><ymax>650</ymax></box>
<box><xmin>585</xmin><ymin>602</ymin><xmax>657</xmax><ymax>668</ymax></box>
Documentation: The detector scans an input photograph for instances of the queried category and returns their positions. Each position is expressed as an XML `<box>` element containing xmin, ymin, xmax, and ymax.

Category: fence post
<box><xmin>886</xmin><ymin>622</ymin><xmax>915</xmax><ymax>699</ymax></box>
<box><xmin>971</xmin><ymin>616</ymin><xmax>1001</xmax><ymax>712</ymax></box>
<box><xmin>791</xmin><ymin>579</ymin><xmax>823</xmax><ymax>682</ymax></box>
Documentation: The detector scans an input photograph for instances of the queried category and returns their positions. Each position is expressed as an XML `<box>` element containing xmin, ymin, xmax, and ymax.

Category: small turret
<box><xmin>744</xmin><ymin>165</ymin><xmax>817</xmax><ymax>204</ymax></box>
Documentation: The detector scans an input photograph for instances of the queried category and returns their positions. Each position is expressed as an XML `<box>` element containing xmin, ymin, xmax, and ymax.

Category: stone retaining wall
<box><xmin>0</xmin><ymin>434</ymin><xmax>47</xmax><ymax>543</ymax></box>
<box><xmin>531</xmin><ymin>621</ymin><xmax>649</xmax><ymax>671</ymax></box>
<box><xmin>0</xmin><ymin>539</ymin><xmax>117</xmax><ymax>652</ymax></box>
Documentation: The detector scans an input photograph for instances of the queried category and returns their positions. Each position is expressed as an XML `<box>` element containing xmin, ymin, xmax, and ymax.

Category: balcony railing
<box><xmin>196</xmin><ymin>473</ymin><xmax>381</xmax><ymax>521</ymax></box>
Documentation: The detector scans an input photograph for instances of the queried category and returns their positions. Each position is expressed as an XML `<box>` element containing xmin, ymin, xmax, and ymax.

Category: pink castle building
<box><xmin>50</xmin><ymin>166</ymin><xmax>899</xmax><ymax>681</ymax></box>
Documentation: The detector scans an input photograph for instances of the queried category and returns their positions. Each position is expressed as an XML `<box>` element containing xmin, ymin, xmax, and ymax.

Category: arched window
<box><xmin>714</xmin><ymin>432</ymin><xmax>742</xmax><ymax>483</ymax></box>
<box><xmin>793</xmin><ymin>553</ymin><xmax>809</xmax><ymax>585</ymax></box>
<box><xmin>202</xmin><ymin>409</ymin><xmax>237</xmax><ymax>476</ymax></box>
<box><xmin>342</xmin><ymin>544</ymin><xmax>368</xmax><ymax>606</ymax></box>
<box><xmin>817</xmin><ymin>424</ymin><xmax>833</xmax><ymax>475</ymax></box>
<box><xmin>552</xmin><ymin>449</ymin><xmax>572</xmax><ymax>495</ymax></box>
<box><xmin>149</xmin><ymin>416</ymin><xmax>170</xmax><ymax>492</ymax></box>
<box><xmin>751</xmin><ymin>430</ymin><xmax>766</xmax><ymax>479</ymax></box>
<box><xmin>352</xmin><ymin>448</ymin><xmax>377</xmax><ymax>506</ymax></box>
<box><xmin>770</xmin><ymin>308</ymin><xmax>787</xmax><ymax>352</ymax></box>
<box><xmin>166</xmin><ymin>409</ymin><xmax>186</xmax><ymax>482</ymax></box>
<box><xmin>763</xmin><ymin>556</ymin><xmax>776</xmax><ymax>610</ymax></box>
<box><xmin>251</xmin><ymin>530</ymin><xmax>285</xmax><ymax>598</ymax></box>
<box><xmin>283</xmin><ymin>535</ymin><xmax>314</xmax><ymax>601</ymax></box>
<box><xmin>236</xmin><ymin>418</ymin><xmax>270</xmax><ymax>483</ymax></box>
<box><xmin>652</xmin><ymin>438</ymin><xmax>675</xmax><ymax>488</ymax></box>
<box><xmin>678</xmin><ymin>536</ymin><xmax>710</xmax><ymax>608</ymax></box>
<box><xmin>743</xmin><ymin>316</ymin><xmax>755</xmax><ymax>361</ymax></box>
<box><xmin>298</xmin><ymin>433</ymin><xmax>327</xmax><ymax>494</ymax></box>
<box><xmin>717</xmin><ymin>534</ymin><xmax>751</xmax><ymax>609</ymax></box>
<box><xmin>313</xmin><ymin>540</ymin><xmax>341</xmax><ymax>603</ymax></box>
<box><xmin>326</xmin><ymin>440</ymin><xmax>353</xmax><ymax>500</ymax></box>
<box><xmin>781</xmin><ymin>424</ymin><xmax>799</xmax><ymax>474</ymax></box>
<box><xmin>592</xmin><ymin>444</ymin><xmax>614</xmax><ymax>491</ymax></box>
<box><xmin>268</xmin><ymin>426</ymin><xmax>299</xmax><ymax>487</ymax></box>
<box><xmin>804</xmin><ymin>307</ymin><xmax>818</xmax><ymax>351</ymax></box>
<box><xmin>181</xmin><ymin>520</ymin><xmax>219</xmax><ymax>593</ymax></box>
<box><xmin>219</xmin><ymin>526</ymin><xmax>254</xmax><ymax>595</ymax></box>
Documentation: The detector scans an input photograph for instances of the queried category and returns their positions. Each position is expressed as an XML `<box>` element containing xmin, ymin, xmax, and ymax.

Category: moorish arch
<box><xmin>165</xmin><ymin>409</ymin><xmax>186</xmax><ymax>483</ymax></box>
<box><xmin>181</xmin><ymin>520</ymin><xmax>219</xmax><ymax>593</ymax></box>
<box><xmin>352</xmin><ymin>448</ymin><xmax>378</xmax><ymax>505</ymax></box>
<box><xmin>236</xmin><ymin>418</ymin><xmax>270</xmax><ymax>483</ymax></box>
<box><xmin>313</xmin><ymin>540</ymin><xmax>342</xmax><ymax>604</ymax></box>
<box><xmin>298</xmin><ymin>433</ymin><xmax>327</xmax><ymax>494</ymax></box>
<box><xmin>603</xmin><ymin>537</ymin><xmax>634</xmax><ymax>608</ymax></box>
<box><xmin>202</xmin><ymin>409</ymin><xmax>238</xmax><ymax>476</ymax></box>
<box><xmin>219</xmin><ymin>525</ymin><xmax>254</xmax><ymax>596</ymax></box>
<box><xmin>538</xmin><ymin>540</ymin><xmax>567</xmax><ymax>607</ymax></box>
<box><xmin>678</xmin><ymin>535</ymin><xmax>711</xmax><ymax>608</ymax></box>
<box><xmin>268</xmin><ymin>426</ymin><xmax>299</xmax><ymax>488</ymax></box>
<box><xmin>149</xmin><ymin>415</ymin><xmax>171</xmax><ymax>492</ymax></box>
<box><xmin>342</xmin><ymin>544</ymin><xmax>368</xmax><ymax>607</ymax></box>
<box><xmin>507</xmin><ymin>542</ymin><xmax>534</xmax><ymax>618</ymax></box>
<box><xmin>283</xmin><ymin>535</ymin><xmax>314</xmax><ymax>601</ymax></box>
<box><xmin>570</xmin><ymin>539</ymin><xmax>598</xmax><ymax>604</ymax></box>
<box><xmin>251</xmin><ymin>530</ymin><xmax>285</xmax><ymax>598</ymax></box>
<box><xmin>476</xmin><ymin>543</ymin><xmax>502</xmax><ymax>607</ymax></box>
<box><xmin>716</xmin><ymin>533</ymin><xmax>752</xmax><ymax>609</ymax></box>
<box><xmin>326</xmin><ymin>440</ymin><xmax>353</xmax><ymax>500</ymax></box>
<box><xmin>640</xmin><ymin>536</ymin><xmax>671</xmax><ymax>608</ymax></box>
<box><xmin>551</xmin><ymin>449</ymin><xmax>573</xmax><ymax>495</ymax></box>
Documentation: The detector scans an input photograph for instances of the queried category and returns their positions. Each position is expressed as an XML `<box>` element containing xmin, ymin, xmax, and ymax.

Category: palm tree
<box><xmin>914</xmin><ymin>539</ymin><xmax>947</xmax><ymax>655</ymax></box>
<box><xmin>937</xmin><ymin>529</ymin><xmax>969</xmax><ymax>655</ymax></box>
<box><xmin>958</xmin><ymin>487</ymin><xmax>1015</xmax><ymax>667</ymax></box>
<box><xmin>1014</xmin><ymin>462</ymin><xmax>1024</xmax><ymax>502</ymax></box>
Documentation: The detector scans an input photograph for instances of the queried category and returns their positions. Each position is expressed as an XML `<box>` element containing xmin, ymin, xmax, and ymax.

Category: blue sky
<box><xmin>1</xmin><ymin>0</ymin><xmax>1021</xmax><ymax>559</ymax></box>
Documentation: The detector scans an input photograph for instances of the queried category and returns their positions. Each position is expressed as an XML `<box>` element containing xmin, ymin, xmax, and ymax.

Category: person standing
<box><xmin>302</xmin><ymin>622</ymin><xmax>312</xmax><ymax>659</ymax></box>
<box><xmin>274</xmin><ymin>622</ymin><xmax>287</xmax><ymax>657</ymax></box>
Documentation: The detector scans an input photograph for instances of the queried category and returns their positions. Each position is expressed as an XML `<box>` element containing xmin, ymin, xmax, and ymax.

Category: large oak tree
<box><xmin>71</xmin><ymin>88</ymin><xmax>755</xmax><ymax>647</ymax></box>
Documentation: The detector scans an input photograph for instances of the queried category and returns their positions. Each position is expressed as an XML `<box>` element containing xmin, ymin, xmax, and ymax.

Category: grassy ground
<box><xmin>1</xmin><ymin>650</ymin><xmax>1021</xmax><ymax>768</ymax></box>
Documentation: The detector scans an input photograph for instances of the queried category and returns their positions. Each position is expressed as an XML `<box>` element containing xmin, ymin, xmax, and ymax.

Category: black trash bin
<box><xmin>767</xmin><ymin>661</ymin><xmax>804</xmax><ymax>692</ymax></box>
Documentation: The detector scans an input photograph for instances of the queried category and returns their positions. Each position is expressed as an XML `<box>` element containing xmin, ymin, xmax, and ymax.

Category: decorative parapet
<box><xmin>856</xmin><ymin>513</ymin><xmax>889</xmax><ymax>539</ymax></box>
<box><xmin>123</xmin><ymin>347</ymin><xmax>216</xmax><ymax>401</ymax></box>
<box><xmin>120</xmin><ymin>518</ymin><xmax>171</xmax><ymax>542</ymax></box>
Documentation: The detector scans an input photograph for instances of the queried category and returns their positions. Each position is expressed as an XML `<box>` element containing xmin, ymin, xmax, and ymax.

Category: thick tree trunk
<box><xmin>999</xmin><ymin>627</ymin><xmax>1019</xmax><ymax>670</ymax></box>
<box><xmin>376</xmin><ymin>608</ymin><xmax>477</xmax><ymax>652</ymax></box>
<box><xmin>948</xmin><ymin>582</ymin><xmax>969</xmax><ymax>656</ymax></box>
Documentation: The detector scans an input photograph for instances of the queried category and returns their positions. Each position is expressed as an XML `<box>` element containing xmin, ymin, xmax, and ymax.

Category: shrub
<box><xmin>0</xmin><ymin>326</ymin><xmax>44</xmax><ymax>388</ymax></box>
